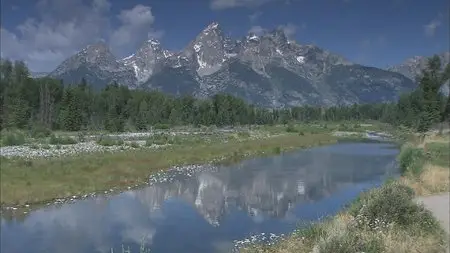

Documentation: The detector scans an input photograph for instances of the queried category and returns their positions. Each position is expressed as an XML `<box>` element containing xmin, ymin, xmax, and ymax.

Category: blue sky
<box><xmin>0</xmin><ymin>0</ymin><xmax>448</xmax><ymax>72</ymax></box>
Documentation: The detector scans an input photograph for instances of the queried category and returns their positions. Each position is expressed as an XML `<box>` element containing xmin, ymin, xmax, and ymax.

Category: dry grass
<box><xmin>400</xmin><ymin>133</ymin><xmax>450</xmax><ymax>196</ymax></box>
<box><xmin>0</xmin><ymin>133</ymin><xmax>336</xmax><ymax>206</ymax></box>
<box><xmin>401</xmin><ymin>164</ymin><xmax>450</xmax><ymax>196</ymax></box>
<box><xmin>382</xmin><ymin>227</ymin><xmax>446</xmax><ymax>253</ymax></box>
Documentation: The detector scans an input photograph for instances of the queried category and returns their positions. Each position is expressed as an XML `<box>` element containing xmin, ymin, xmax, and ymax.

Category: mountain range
<box><xmin>44</xmin><ymin>22</ymin><xmax>448</xmax><ymax>107</ymax></box>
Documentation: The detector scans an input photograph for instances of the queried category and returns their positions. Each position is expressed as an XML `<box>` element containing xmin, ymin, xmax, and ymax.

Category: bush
<box><xmin>317</xmin><ymin>230</ymin><xmax>384</xmax><ymax>253</ymax></box>
<box><xmin>49</xmin><ymin>134</ymin><xmax>78</xmax><ymax>145</ymax></box>
<box><xmin>238</xmin><ymin>131</ymin><xmax>251</xmax><ymax>138</ymax></box>
<box><xmin>29</xmin><ymin>125</ymin><xmax>52</xmax><ymax>138</ymax></box>
<box><xmin>128</xmin><ymin>141</ymin><xmax>140</xmax><ymax>148</ymax></box>
<box><xmin>349</xmin><ymin>182</ymin><xmax>440</xmax><ymax>232</ymax></box>
<box><xmin>1</xmin><ymin>130</ymin><xmax>26</xmax><ymax>146</ymax></box>
<box><xmin>145</xmin><ymin>134</ymin><xmax>171</xmax><ymax>146</ymax></box>
<box><xmin>398</xmin><ymin>144</ymin><xmax>425</xmax><ymax>176</ymax></box>
<box><xmin>286</xmin><ymin>123</ymin><xmax>298</xmax><ymax>133</ymax></box>
<box><xmin>96</xmin><ymin>136</ymin><xmax>124</xmax><ymax>146</ymax></box>
<box><xmin>273</xmin><ymin>146</ymin><xmax>281</xmax><ymax>154</ymax></box>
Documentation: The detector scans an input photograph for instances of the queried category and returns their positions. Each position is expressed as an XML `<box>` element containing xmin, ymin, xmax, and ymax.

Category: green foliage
<box><xmin>0</xmin><ymin>57</ymin><xmax>448</xmax><ymax>133</ymax></box>
<box><xmin>398</xmin><ymin>144</ymin><xmax>425</xmax><ymax>176</ymax></box>
<box><xmin>1</xmin><ymin>130</ymin><xmax>26</xmax><ymax>146</ymax></box>
<box><xmin>273</xmin><ymin>146</ymin><xmax>281</xmax><ymax>154</ymax></box>
<box><xmin>317</xmin><ymin>230</ymin><xmax>384</xmax><ymax>253</ymax></box>
<box><xmin>349</xmin><ymin>182</ymin><xmax>440</xmax><ymax>233</ymax></box>
<box><xmin>96</xmin><ymin>136</ymin><xmax>124</xmax><ymax>146</ymax></box>
<box><xmin>29</xmin><ymin>125</ymin><xmax>52</xmax><ymax>139</ymax></box>
<box><xmin>285</xmin><ymin>122</ymin><xmax>298</xmax><ymax>132</ymax></box>
<box><xmin>237</xmin><ymin>131</ymin><xmax>251</xmax><ymax>138</ymax></box>
<box><xmin>128</xmin><ymin>141</ymin><xmax>140</xmax><ymax>148</ymax></box>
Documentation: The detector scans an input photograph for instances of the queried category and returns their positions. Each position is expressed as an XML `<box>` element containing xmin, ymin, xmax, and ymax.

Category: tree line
<box><xmin>0</xmin><ymin>56</ymin><xmax>448</xmax><ymax>133</ymax></box>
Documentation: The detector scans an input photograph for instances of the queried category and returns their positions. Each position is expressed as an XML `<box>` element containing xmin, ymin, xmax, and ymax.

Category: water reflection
<box><xmin>1</xmin><ymin>142</ymin><xmax>399</xmax><ymax>253</ymax></box>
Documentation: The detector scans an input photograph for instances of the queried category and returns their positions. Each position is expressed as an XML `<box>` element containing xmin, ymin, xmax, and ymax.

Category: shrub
<box><xmin>273</xmin><ymin>146</ymin><xmax>281</xmax><ymax>154</ymax></box>
<box><xmin>349</xmin><ymin>182</ymin><xmax>440</xmax><ymax>232</ymax></box>
<box><xmin>317</xmin><ymin>230</ymin><xmax>384</xmax><ymax>253</ymax></box>
<box><xmin>286</xmin><ymin>123</ymin><xmax>298</xmax><ymax>133</ymax></box>
<box><xmin>398</xmin><ymin>144</ymin><xmax>425</xmax><ymax>176</ymax></box>
<box><xmin>338</xmin><ymin>124</ymin><xmax>349</xmax><ymax>131</ymax></box>
<box><xmin>238</xmin><ymin>131</ymin><xmax>251</xmax><ymax>138</ymax></box>
<box><xmin>96</xmin><ymin>136</ymin><xmax>124</xmax><ymax>146</ymax></box>
<box><xmin>49</xmin><ymin>134</ymin><xmax>78</xmax><ymax>145</ymax></box>
<box><xmin>1</xmin><ymin>130</ymin><xmax>26</xmax><ymax>146</ymax></box>
<box><xmin>128</xmin><ymin>141</ymin><xmax>140</xmax><ymax>148</ymax></box>
<box><xmin>145</xmin><ymin>134</ymin><xmax>170</xmax><ymax>146</ymax></box>
<box><xmin>29</xmin><ymin>125</ymin><xmax>52</xmax><ymax>138</ymax></box>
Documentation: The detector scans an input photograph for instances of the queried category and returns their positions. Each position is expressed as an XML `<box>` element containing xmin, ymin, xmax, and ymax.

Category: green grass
<box><xmin>96</xmin><ymin>136</ymin><xmax>124</xmax><ymax>146</ymax></box>
<box><xmin>398</xmin><ymin>144</ymin><xmax>426</xmax><ymax>176</ymax></box>
<box><xmin>426</xmin><ymin>142</ymin><xmax>449</xmax><ymax>167</ymax></box>
<box><xmin>0</xmin><ymin>130</ymin><xmax>26</xmax><ymax>146</ymax></box>
<box><xmin>0</xmin><ymin>132</ymin><xmax>336</xmax><ymax>206</ymax></box>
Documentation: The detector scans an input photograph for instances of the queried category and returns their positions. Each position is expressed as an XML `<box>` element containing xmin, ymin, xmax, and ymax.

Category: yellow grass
<box><xmin>401</xmin><ymin>164</ymin><xmax>450</xmax><ymax>196</ymax></box>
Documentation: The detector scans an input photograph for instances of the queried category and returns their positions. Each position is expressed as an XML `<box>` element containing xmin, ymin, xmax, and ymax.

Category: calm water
<box><xmin>1</xmin><ymin>142</ymin><xmax>399</xmax><ymax>253</ymax></box>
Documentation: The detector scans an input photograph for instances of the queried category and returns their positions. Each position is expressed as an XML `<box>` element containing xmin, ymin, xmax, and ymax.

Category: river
<box><xmin>0</xmin><ymin>141</ymin><xmax>399</xmax><ymax>253</ymax></box>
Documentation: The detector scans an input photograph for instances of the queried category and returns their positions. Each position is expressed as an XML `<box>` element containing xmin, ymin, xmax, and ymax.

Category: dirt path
<box><xmin>416</xmin><ymin>193</ymin><xmax>450</xmax><ymax>252</ymax></box>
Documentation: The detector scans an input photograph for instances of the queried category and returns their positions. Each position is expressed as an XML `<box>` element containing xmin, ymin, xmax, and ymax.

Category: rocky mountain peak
<box><xmin>183</xmin><ymin>22</ymin><xmax>234</xmax><ymax>77</ymax></box>
<box><xmin>49</xmin><ymin>21</ymin><xmax>419</xmax><ymax>107</ymax></box>
<box><xmin>267</xmin><ymin>28</ymin><xmax>288</xmax><ymax>45</ymax></box>
<box><xmin>119</xmin><ymin>38</ymin><xmax>174</xmax><ymax>84</ymax></box>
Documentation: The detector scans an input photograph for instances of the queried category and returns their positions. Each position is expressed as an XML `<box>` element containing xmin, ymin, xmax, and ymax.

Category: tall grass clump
<box><xmin>96</xmin><ymin>136</ymin><xmax>124</xmax><ymax>146</ymax></box>
<box><xmin>397</xmin><ymin>144</ymin><xmax>425</xmax><ymax>176</ymax></box>
<box><xmin>145</xmin><ymin>134</ymin><xmax>175</xmax><ymax>146</ymax></box>
<box><xmin>285</xmin><ymin>122</ymin><xmax>298</xmax><ymax>133</ymax></box>
<box><xmin>29</xmin><ymin>124</ymin><xmax>52</xmax><ymax>139</ymax></box>
<box><xmin>0</xmin><ymin>130</ymin><xmax>26</xmax><ymax>146</ymax></box>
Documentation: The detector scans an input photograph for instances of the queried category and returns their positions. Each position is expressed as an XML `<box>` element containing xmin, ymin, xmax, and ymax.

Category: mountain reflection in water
<box><xmin>0</xmin><ymin>142</ymin><xmax>399</xmax><ymax>253</ymax></box>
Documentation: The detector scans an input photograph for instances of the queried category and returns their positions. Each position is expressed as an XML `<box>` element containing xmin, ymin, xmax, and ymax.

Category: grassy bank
<box><xmin>240</xmin><ymin>132</ymin><xmax>449</xmax><ymax>253</ymax></box>
<box><xmin>0</xmin><ymin>131</ymin><xmax>336</xmax><ymax>207</ymax></box>
<box><xmin>241</xmin><ymin>181</ymin><xmax>448</xmax><ymax>253</ymax></box>
<box><xmin>399</xmin><ymin>133</ymin><xmax>449</xmax><ymax>196</ymax></box>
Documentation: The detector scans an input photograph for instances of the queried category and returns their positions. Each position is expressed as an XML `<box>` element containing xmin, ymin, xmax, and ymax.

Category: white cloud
<box><xmin>248</xmin><ymin>22</ymin><xmax>304</xmax><ymax>38</ymax></box>
<box><xmin>248</xmin><ymin>25</ymin><xmax>265</xmax><ymax>35</ymax></box>
<box><xmin>0</xmin><ymin>0</ymin><xmax>163</xmax><ymax>72</ymax></box>
<box><xmin>424</xmin><ymin>19</ymin><xmax>441</xmax><ymax>37</ymax></box>
<box><xmin>210</xmin><ymin>0</ymin><xmax>277</xmax><ymax>10</ymax></box>
<box><xmin>110</xmin><ymin>5</ymin><xmax>163</xmax><ymax>49</ymax></box>
<box><xmin>278</xmin><ymin>23</ymin><xmax>299</xmax><ymax>38</ymax></box>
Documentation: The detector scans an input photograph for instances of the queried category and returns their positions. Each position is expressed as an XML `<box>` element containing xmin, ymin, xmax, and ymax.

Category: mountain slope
<box><xmin>388</xmin><ymin>52</ymin><xmax>450</xmax><ymax>81</ymax></box>
<box><xmin>49</xmin><ymin>23</ymin><xmax>418</xmax><ymax>107</ymax></box>
<box><xmin>49</xmin><ymin>42</ymin><xmax>137</xmax><ymax>89</ymax></box>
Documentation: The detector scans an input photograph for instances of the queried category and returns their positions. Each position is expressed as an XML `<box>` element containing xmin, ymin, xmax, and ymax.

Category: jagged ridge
<box><xmin>49</xmin><ymin>22</ymin><xmax>418</xmax><ymax>107</ymax></box>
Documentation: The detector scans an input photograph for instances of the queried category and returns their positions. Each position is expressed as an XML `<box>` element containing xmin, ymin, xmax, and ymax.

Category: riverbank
<box><xmin>240</xmin><ymin>132</ymin><xmax>449</xmax><ymax>253</ymax></box>
<box><xmin>1</xmin><ymin>122</ymin><xmax>392</xmax><ymax>209</ymax></box>
<box><xmin>1</xmin><ymin>126</ymin><xmax>340</xmax><ymax>209</ymax></box>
